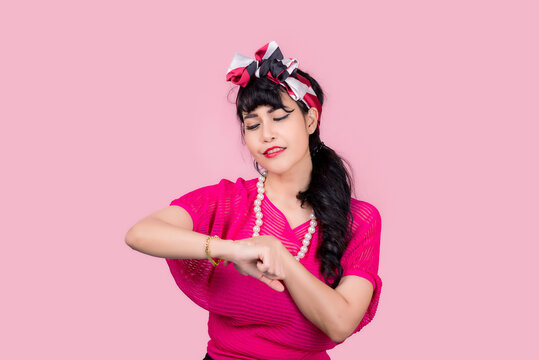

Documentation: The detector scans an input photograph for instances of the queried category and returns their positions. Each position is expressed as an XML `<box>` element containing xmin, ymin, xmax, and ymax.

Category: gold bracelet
<box><xmin>205</xmin><ymin>235</ymin><xmax>222</xmax><ymax>267</ymax></box>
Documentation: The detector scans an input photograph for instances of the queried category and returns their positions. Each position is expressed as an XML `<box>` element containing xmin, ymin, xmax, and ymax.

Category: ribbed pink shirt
<box><xmin>166</xmin><ymin>177</ymin><xmax>382</xmax><ymax>360</ymax></box>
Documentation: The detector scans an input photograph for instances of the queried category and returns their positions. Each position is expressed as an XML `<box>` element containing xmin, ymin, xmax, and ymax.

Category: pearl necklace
<box><xmin>252</xmin><ymin>171</ymin><xmax>318</xmax><ymax>261</ymax></box>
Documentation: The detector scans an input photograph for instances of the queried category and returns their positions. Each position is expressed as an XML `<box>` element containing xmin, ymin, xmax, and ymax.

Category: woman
<box><xmin>125</xmin><ymin>41</ymin><xmax>382</xmax><ymax>360</ymax></box>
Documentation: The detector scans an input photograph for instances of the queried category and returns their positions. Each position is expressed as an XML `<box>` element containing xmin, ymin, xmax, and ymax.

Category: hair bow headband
<box><xmin>226</xmin><ymin>41</ymin><xmax>322</xmax><ymax>129</ymax></box>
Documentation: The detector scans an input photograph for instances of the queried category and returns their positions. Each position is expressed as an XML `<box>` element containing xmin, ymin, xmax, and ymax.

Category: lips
<box><xmin>264</xmin><ymin>148</ymin><xmax>286</xmax><ymax>158</ymax></box>
<box><xmin>264</xmin><ymin>146</ymin><xmax>286</xmax><ymax>155</ymax></box>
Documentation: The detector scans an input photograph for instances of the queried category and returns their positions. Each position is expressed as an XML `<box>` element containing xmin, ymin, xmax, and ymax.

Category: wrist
<box><xmin>209</xmin><ymin>238</ymin><xmax>236</xmax><ymax>262</ymax></box>
<box><xmin>279</xmin><ymin>244</ymin><xmax>296</xmax><ymax>281</ymax></box>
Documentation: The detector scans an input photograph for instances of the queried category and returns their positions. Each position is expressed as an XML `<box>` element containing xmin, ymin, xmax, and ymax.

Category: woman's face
<box><xmin>242</xmin><ymin>90</ymin><xmax>319</xmax><ymax>176</ymax></box>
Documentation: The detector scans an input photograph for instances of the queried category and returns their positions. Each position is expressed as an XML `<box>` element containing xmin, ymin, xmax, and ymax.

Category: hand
<box><xmin>225</xmin><ymin>235</ymin><xmax>287</xmax><ymax>292</ymax></box>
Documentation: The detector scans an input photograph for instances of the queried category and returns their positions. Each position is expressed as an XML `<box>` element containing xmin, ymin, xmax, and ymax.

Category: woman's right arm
<box><xmin>126</xmin><ymin>206</ymin><xmax>286</xmax><ymax>291</ymax></box>
<box><xmin>124</xmin><ymin>206</ymin><xmax>234</xmax><ymax>260</ymax></box>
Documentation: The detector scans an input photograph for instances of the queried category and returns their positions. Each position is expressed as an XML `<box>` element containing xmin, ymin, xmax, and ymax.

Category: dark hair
<box><xmin>230</xmin><ymin>69</ymin><xmax>356</xmax><ymax>289</ymax></box>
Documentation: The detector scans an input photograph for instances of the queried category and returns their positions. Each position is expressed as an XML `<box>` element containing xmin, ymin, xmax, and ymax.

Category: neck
<box><xmin>263</xmin><ymin>155</ymin><xmax>313</xmax><ymax>209</ymax></box>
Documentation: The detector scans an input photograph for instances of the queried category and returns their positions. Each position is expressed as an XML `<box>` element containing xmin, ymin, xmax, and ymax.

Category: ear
<box><xmin>306</xmin><ymin>107</ymin><xmax>319</xmax><ymax>135</ymax></box>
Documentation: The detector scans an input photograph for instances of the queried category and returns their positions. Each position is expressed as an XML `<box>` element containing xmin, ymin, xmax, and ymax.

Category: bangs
<box><xmin>236</xmin><ymin>77</ymin><xmax>288</xmax><ymax>121</ymax></box>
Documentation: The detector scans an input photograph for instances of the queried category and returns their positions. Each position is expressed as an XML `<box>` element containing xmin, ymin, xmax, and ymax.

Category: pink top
<box><xmin>166</xmin><ymin>177</ymin><xmax>382</xmax><ymax>360</ymax></box>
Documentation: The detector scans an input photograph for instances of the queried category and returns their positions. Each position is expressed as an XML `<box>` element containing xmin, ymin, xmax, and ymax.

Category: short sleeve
<box><xmin>341</xmin><ymin>202</ymin><xmax>382</xmax><ymax>334</ymax></box>
<box><xmin>165</xmin><ymin>181</ymin><xmax>224</xmax><ymax>311</ymax></box>
<box><xmin>168</xmin><ymin>181</ymin><xmax>223</xmax><ymax>233</ymax></box>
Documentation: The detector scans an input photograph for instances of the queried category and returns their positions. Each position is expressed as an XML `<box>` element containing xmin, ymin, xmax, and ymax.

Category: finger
<box><xmin>271</xmin><ymin>259</ymin><xmax>280</xmax><ymax>278</ymax></box>
<box><xmin>263</xmin><ymin>272</ymin><xmax>279</xmax><ymax>280</ymax></box>
<box><xmin>267</xmin><ymin>278</ymin><xmax>285</xmax><ymax>292</ymax></box>
<box><xmin>260</xmin><ymin>259</ymin><xmax>282</xmax><ymax>279</ymax></box>
<box><xmin>256</xmin><ymin>260</ymin><xmax>269</xmax><ymax>273</ymax></box>
<box><xmin>234</xmin><ymin>264</ymin><xmax>246</xmax><ymax>275</ymax></box>
<box><xmin>256</xmin><ymin>262</ymin><xmax>279</xmax><ymax>279</ymax></box>
<box><xmin>258</xmin><ymin>274</ymin><xmax>285</xmax><ymax>292</ymax></box>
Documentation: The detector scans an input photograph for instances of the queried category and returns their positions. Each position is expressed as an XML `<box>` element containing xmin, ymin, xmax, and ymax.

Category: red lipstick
<box><xmin>263</xmin><ymin>146</ymin><xmax>286</xmax><ymax>158</ymax></box>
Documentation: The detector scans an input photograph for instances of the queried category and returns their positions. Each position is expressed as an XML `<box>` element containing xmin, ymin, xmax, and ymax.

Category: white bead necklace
<box><xmin>252</xmin><ymin>171</ymin><xmax>318</xmax><ymax>261</ymax></box>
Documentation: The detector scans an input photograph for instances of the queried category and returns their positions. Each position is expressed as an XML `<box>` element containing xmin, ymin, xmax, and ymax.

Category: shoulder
<box><xmin>182</xmin><ymin>176</ymin><xmax>259</xmax><ymax>201</ymax></box>
<box><xmin>349</xmin><ymin>197</ymin><xmax>382</xmax><ymax>234</ymax></box>
<box><xmin>184</xmin><ymin>176</ymin><xmax>256</xmax><ymax>193</ymax></box>
<box><xmin>216</xmin><ymin>176</ymin><xmax>258</xmax><ymax>194</ymax></box>
<box><xmin>341</xmin><ymin>198</ymin><xmax>382</xmax><ymax>263</ymax></box>
<box><xmin>169</xmin><ymin>176</ymin><xmax>259</xmax><ymax>214</ymax></box>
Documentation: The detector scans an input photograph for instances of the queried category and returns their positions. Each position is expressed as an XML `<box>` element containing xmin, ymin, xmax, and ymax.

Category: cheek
<box><xmin>244</xmin><ymin>136</ymin><xmax>258</xmax><ymax>154</ymax></box>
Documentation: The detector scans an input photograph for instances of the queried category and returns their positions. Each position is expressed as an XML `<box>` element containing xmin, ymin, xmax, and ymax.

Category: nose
<box><xmin>260</xmin><ymin>118</ymin><xmax>276</xmax><ymax>142</ymax></box>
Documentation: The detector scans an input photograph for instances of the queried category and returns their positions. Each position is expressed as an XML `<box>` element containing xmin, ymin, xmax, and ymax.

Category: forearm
<box><xmin>281</xmin><ymin>250</ymin><xmax>349</xmax><ymax>343</ymax></box>
<box><xmin>125</xmin><ymin>218</ymin><xmax>235</xmax><ymax>260</ymax></box>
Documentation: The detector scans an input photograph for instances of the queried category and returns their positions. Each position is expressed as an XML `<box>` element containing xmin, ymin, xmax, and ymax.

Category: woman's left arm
<box><xmin>229</xmin><ymin>235</ymin><xmax>374</xmax><ymax>343</ymax></box>
<box><xmin>279</xmin><ymin>246</ymin><xmax>374</xmax><ymax>343</ymax></box>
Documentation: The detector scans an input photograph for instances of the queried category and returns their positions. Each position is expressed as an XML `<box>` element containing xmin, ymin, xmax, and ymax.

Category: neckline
<box><xmin>261</xmin><ymin>187</ymin><xmax>314</xmax><ymax>234</ymax></box>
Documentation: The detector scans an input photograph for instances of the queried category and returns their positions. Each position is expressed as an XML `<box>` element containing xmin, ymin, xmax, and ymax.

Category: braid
<box><xmin>311</xmin><ymin>142</ymin><xmax>326</xmax><ymax>157</ymax></box>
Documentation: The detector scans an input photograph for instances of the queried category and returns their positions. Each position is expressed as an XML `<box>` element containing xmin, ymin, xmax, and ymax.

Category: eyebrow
<box><xmin>243</xmin><ymin>107</ymin><xmax>279</xmax><ymax>120</ymax></box>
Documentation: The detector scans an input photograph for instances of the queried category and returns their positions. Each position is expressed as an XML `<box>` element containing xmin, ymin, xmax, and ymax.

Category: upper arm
<box><xmin>126</xmin><ymin>179</ymin><xmax>225</xmax><ymax>242</ymax></box>
<box><xmin>126</xmin><ymin>205</ymin><xmax>194</xmax><ymax>243</ymax></box>
<box><xmin>145</xmin><ymin>205</ymin><xmax>194</xmax><ymax>230</ymax></box>
<box><xmin>335</xmin><ymin>275</ymin><xmax>375</xmax><ymax>340</ymax></box>
<box><xmin>335</xmin><ymin>201</ymin><xmax>383</xmax><ymax>339</ymax></box>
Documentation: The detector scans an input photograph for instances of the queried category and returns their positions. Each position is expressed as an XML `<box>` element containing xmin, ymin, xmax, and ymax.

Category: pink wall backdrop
<box><xmin>1</xmin><ymin>0</ymin><xmax>537</xmax><ymax>359</ymax></box>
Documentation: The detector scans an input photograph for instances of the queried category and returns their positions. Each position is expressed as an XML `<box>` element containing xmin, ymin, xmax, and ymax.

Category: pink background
<box><xmin>1</xmin><ymin>1</ymin><xmax>538</xmax><ymax>359</ymax></box>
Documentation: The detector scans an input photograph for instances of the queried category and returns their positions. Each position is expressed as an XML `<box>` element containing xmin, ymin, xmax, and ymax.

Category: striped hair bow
<box><xmin>226</xmin><ymin>41</ymin><xmax>322</xmax><ymax>128</ymax></box>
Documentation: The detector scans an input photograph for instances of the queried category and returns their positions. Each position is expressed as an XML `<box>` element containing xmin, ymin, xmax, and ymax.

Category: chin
<box><xmin>263</xmin><ymin>164</ymin><xmax>293</xmax><ymax>175</ymax></box>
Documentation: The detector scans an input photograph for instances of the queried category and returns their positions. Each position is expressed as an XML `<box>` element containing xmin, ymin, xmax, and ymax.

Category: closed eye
<box><xmin>246</xmin><ymin>114</ymin><xmax>289</xmax><ymax>130</ymax></box>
